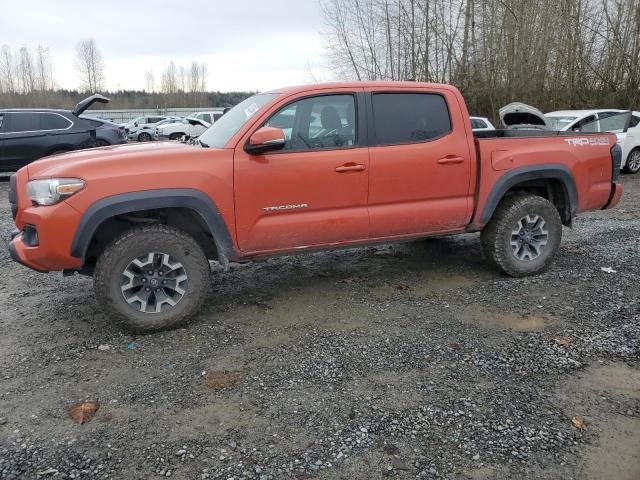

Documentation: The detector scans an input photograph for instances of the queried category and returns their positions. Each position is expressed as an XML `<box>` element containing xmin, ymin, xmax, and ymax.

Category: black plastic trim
<box><xmin>611</xmin><ymin>144</ymin><xmax>622</xmax><ymax>181</ymax></box>
<box><xmin>478</xmin><ymin>165</ymin><xmax>578</xmax><ymax>225</ymax></box>
<box><xmin>9</xmin><ymin>174</ymin><xmax>17</xmax><ymax>219</ymax></box>
<box><xmin>70</xmin><ymin>189</ymin><xmax>237</xmax><ymax>263</ymax></box>
<box><xmin>8</xmin><ymin>240</ymin><xmax>21</xmax><ymax>264</ymax></box>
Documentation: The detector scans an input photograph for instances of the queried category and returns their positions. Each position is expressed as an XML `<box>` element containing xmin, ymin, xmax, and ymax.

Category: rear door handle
<box><xmin>335</xmin><ymin>163</ymin><xmax>366</xmax><ymax>173</ymax></box>
<box><xmin>437</xmin><ymin>156</ymin><xmax>465</xmax><ymax>165</ymax></box>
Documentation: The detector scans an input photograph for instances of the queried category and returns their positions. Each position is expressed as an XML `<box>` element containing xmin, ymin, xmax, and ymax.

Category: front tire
<box><xmin>480</xmin><ymin>194</ymin><xmax>562</xmax><ymax>277</ymax></box>
<box><xmin>138</xmin><ymin>132</ymin><xmax>152</xmax><ymax>142</ymax></box>
<box><xmin>623</xmin><ymin>148</ymin><xmax>640</xmax><ymax>174</ymax></box>
<box><xmin>169</xmin><ymin>133</ymin><xmax>185</xmax><ymax>141</ymax></box>
<box><xmin>94</xmin><ymin>224</ymin><xmax>210</xmax><ymax>333</ymax></box>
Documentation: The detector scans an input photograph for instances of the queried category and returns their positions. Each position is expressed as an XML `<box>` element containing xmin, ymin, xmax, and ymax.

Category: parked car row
<box><xmin>122</xmin><ymin>111</ymin><xmax>223</xmax><ymax>142</ymax></box>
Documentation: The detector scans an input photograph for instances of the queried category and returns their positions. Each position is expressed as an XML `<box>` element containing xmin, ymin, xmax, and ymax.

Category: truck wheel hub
<box><xmin>120</xmin><ymin>252</ymin><xmax>188</xmax><ymax>314</ymax></box>
<box><xmin>510</xmin><ymin>215</ymin><xmax>548</xmax><ymax>261</ymax></box>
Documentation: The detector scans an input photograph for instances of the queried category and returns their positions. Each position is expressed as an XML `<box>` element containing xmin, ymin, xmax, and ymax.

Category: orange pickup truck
<box><xmin>8</xmin><ymin>82</ymin><xmax>623</xmax><ymax>332</ymax></box>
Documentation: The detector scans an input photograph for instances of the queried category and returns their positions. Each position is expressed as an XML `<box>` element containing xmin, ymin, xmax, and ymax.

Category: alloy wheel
<box><xmin>510</xmin><ymin>215</ymin><xmax>549</xmax><ymax>261</ymax></box>
<box><xmin>120</xmin><ymin>252</ymin><xmax>188</xmax><ymax>314</ymax></box>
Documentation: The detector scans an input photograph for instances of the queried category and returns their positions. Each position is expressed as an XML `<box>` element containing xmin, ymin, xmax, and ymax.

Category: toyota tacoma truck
<box><xmin>8</xmin><ymin>82</ymin><xmax>623</xmax><ymax>333</ymax></box>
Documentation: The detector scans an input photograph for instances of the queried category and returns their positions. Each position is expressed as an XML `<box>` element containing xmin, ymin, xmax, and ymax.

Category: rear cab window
<box><xmin>371</xmin><ymin>93</ymin><xmax>451</xmax><ymax>145</ymax></box>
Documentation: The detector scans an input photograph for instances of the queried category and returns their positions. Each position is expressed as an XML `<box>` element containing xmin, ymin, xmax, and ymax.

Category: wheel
<box><xmin>94</xmin><ymin>139</ymin><xmax>110</xmax><ymax>147</ymax></box>
<box><xmin>169</xmin><ymin>133</ymin><xmax>185</xmax><ymax>141</ymax></box>
<box><xmin>480</xmin><ymin>194</ymin><xmax>562</xmax><ymax>277</ymax></box>
<box><xmin>623</xmin><ymin>148</ymin><xmax>640</xmax><ymax>174</ymax></box>
<box><xmin>138</xmin><ymin>132</ymin><xmax>152</xmax><ymax>142</ymax></box>
<box><xmin>94</xmin><ymin>224</ymin><xmax>210</xmax><ymax>333</ymax></box>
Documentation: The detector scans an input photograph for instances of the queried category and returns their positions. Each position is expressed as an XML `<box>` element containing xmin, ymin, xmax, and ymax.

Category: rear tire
<box><xmin>138</xmin><ymin>132</ymin><xmax>152</xmax><ymax>142</ymax></box>
<box><xmin>480</xmin><ymin>194</ymin><xmax>562</xmax><ymax>277</ymax></box>
<box><xmin>94</xmin><ymin>224</ymin><xmax>210</xmax><ymax>333</ymax></box>
<box><xmin>169</xmin><ymin>133</ymin><xmax>185</xmax><ymax>141</ymax></box>
<box><xmin>623</xmin><ymin>148</ymin><xmax>640</xmax><ymax>174</ymax></box>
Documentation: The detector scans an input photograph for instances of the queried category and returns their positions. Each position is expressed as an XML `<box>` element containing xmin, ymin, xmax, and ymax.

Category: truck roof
<box><xmin>267</xmin><ymin>81</ymin><xmax>460</xmax><ymax>95</ymax></box>
<box><xmin>545</xmin><ymin>109</ymin><xmax>626</xmax><ymax>117</ymax></box>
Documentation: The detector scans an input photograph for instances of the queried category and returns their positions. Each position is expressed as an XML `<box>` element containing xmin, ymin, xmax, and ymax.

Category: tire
<box><xmin>94</xmin><ymin>139</ymin><xmax>110</xmax><ymax>147</ymax></box>
<box><xmin>623</xmin><ymin>148</ymin><xmax>640</xmax><ymax>174</ymax></box>
<box><xmin>480</xmin><ymin>194</ymin><xmax>562</xmax><ymax>277</ymax></box>
<box><xmin>94</xmin><ymin>224</ymin><xmax>210</xmax><ymax>333</ymax></box>
<box><xmin>138</xmin><ymin>132</ymin><xmax>152</xmax><ymax>142</ymax></box>
<box><xmin>169</xmin><ymin>132</ymin><xmax>185</xmax><ymax>141</ymax></box>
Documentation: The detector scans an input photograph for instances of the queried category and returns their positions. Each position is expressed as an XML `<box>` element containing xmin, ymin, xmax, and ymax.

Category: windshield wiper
<box><xmin>198</xmin><ymin>139</ymin><xmax>210</xmax><ymax>148</ymax></box>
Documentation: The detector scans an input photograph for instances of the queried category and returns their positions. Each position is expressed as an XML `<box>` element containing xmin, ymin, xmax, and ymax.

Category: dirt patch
<box><xmin>458</xmin><ymin>307</ymin><xmax>553</xmax><ymax>332</ymax></box>
<box><xmin>556</xmin><ymin>362</ymin><xmax>640</xmax><ymax>480</ymax></box>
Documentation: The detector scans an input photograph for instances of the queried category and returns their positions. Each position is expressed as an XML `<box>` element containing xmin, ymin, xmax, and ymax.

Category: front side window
<box><xmin>264</xmin><ymin>94</ymin><xmax>356</xmax><ymax>152</ymax></box>
<box><xmin>372</xmin><ymin>93</ymin><xmax>451</xmax><ymax>145</ymax></box>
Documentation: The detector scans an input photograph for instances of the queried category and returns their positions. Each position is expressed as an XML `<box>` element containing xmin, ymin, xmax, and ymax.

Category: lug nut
<box><xmin>148</xmin><ymin>270</ymin><xmax>153</xmax><ymax>275</ymax></box>
<box><xmin>159</xmin><ymin>271</ymin><xmax>163</xmax><ymax>276</ymax></box>
<box><xmin>142</xmin><ymin>278</ymin><xmax>147</xmax><ymax>283</ymax></box>
<box><xmin>145</xmin><ymin>287</ymin><xmax>150</xmax><ymax>291</ymax></box>
<box><xmin>162</xmin><ymin>280</ymin><xmax>167</xmax><ymax>285</ymax></box>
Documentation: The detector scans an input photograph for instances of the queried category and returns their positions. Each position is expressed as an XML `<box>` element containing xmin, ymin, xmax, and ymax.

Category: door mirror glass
<box><xmin>245</xmin><ymin>126</ymin><xmax>286</xmax><ymax>154</ymax></box>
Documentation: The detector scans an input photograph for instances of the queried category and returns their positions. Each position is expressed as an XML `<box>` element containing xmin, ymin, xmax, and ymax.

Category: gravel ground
<box><xmin>0</xmin><ymin>174</ymin><xmax>638</xmax><ymax>480</ymax></box>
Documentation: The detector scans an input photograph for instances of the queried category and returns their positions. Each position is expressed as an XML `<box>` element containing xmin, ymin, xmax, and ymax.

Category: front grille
<box><xmin>8</xmin><ymin>174</ymin><xmax>17</xmax><ymax>220</ymax></box>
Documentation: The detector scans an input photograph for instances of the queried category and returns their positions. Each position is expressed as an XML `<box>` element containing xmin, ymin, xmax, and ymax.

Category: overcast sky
<box><xmin>0</xmin><ymin>0</ymin><xmax>334</xmax><ymax>92</ymax></box>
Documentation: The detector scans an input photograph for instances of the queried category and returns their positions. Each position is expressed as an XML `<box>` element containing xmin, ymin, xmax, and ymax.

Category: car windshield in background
<box><xmin>545</xmin><ymin>116</ymin><xmax>577</xmax><ymax>130</ymax></box>
<box><xmin>198</xmin><ymin>94</ymin><xmax>278</xmax><ymax>148</ymax></box>
<box><xmin>579</xmin><ymin>112</ymin><xmax>631</xmax><ymax>133</ymax></box>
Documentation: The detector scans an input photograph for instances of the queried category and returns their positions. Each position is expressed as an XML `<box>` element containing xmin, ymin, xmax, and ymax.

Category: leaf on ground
<box><xmin>450</xmin><ymin>343</ymin><xmax>462</xmax><ymax>351</ymax></box>
<box><xmin>68</xmin><ymin>401</ymin><xmax>99</xmax><ymax>425</ymax></box>
<box><xmin>553</xmin><ymin>336</ymin><xmax>573</xmax><ymax>348</ymax></box>
<box><xmin>571</xmin><ymin>416</ymin><xmax>587</xmax><ymax>430</ymax></box>
<box><xmin>204</xmin><ymin>371</ymin><xmax>240</xmax><ymax>391</ymax></box>
<box><xmin>397</xmin><ymin>283</ymin><xmax>411</xmax><ymax>290</ymax></box>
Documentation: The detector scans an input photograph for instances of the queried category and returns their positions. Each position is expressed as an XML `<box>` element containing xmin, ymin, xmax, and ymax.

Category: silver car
<box><xmin>128</xmin><ymin>116</ymin><xmax>183</xmax><ymax>142</ymax></box>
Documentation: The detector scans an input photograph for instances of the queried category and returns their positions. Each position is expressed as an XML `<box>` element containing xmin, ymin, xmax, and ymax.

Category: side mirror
<box><xmin>245</xmin><ymin>126</ymin><xmax>286</xmax><ymax>155</ymax></box>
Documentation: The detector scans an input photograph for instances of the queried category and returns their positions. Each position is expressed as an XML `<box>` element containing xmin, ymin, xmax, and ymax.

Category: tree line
<box><xmin>0</xmin><ymin>39</ymin><xmax>251</xmax><ymax>109</ymax></box>
<box><xmin>321</xmin><ymin>0</ymin><xmax>640</xmax><ymax>119</ymax></box>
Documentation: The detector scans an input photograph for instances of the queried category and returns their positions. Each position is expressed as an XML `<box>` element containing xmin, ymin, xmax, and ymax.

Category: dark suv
<box><xmin>0</xmin><ymin>94</ymin><xmax>111</xmax><ymax>173</ymax></box>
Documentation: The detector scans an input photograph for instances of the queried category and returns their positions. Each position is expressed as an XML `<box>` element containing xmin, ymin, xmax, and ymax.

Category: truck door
<box><xmin>366</xmin><ymin>89</ymin><xmax>473</xmax><ymax>237</ymax></box>
<box><xmin>234</xmin><ymin>91</ymin><xmax>369</xmax><ymax>252</ymax></box>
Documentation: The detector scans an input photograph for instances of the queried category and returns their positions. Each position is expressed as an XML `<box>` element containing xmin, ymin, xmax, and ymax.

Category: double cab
<box><xmin>8</xmin><ymin>82</ymin><xmax>623</xmax><ymax>332</ymax></box>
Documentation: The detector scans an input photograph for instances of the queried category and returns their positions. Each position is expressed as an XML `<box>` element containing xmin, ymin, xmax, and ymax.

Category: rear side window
<box><xmin>629</xmin><ymin>115</ymin><xmax>640</xmax><ymax>128</ymax></box>
<box><xmin>4</xmin><ymin>112</ymin><xmax>41</xmax><ymax>133</ymax></box>
<box><xmin>0</xmin><ymin>113</ymin><xmax>4</xmax><ymax>130</ymax></box>
<box><xmin>372</xmin><ymin>93</ymin><xmax>451</xmax><ymax>145</ymax></box>
<box><xmin>40</xmin><ymin>113</ymin><xmax>72</xmax><ymax>130</ymax></box>
<box><xmin>471</xmin><ymin>118</ymin><xmax>487</xmax><ymax>129</ymax></box>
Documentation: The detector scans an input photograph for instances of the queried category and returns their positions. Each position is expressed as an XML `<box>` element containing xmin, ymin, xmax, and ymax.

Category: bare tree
<box><xmin>75</xmin><ymin>38</ymin><xmax>105</xmax><ymax>92</ymax></box>
<box><xmin>0</xmin><ymin>44</ymin><xmax>17</xmax><ymax>93</ymax></box>
<box><xmin>18</xmin><ymin>46</ymin><xmax>36</xmax><ymax>93</ymax></box>
<box><xmin>144</xmin><ymin>69</ymin><xmax>155</xmax><ymax>92</ymax></box>
<box><xmin>161</xmin><ymin>60</ymin><xmax>178</xmax><ymax>94</ymax></box>
<box><xmin>35</xmin><ymin>45</ymin><xmax>54</xmax><ymax>91</ymax></box>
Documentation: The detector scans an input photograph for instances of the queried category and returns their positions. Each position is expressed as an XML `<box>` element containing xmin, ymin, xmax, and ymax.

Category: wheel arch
<box><xmin>70</xmin><ymin>189</ymin><xmax>237</xmax><ymax>269</ymax></box>
<box><xmin>477</xmin><ymin>165</ymin><xmax>578</xmax><ymax>228</ymax></box>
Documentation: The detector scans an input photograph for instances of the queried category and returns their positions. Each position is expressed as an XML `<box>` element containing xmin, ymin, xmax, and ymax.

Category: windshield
<box><xmin>198</xmin><ymin>94</ymin><xmax>278</xmax><ymax>148</ymax></box>
<box><xmin>545</xmin><ymin>116</ymin><xmax>577</xmax><ymax>130</ymax></box>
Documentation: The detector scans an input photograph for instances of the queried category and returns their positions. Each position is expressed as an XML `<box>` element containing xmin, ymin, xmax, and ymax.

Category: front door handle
<box><xmin>335</xmin><ymin>163</ymin><xmax>366</xmax><ymax>173</ymax></box>
<box><xmin>437</xmin><ymin>156</ymin><xmax>465</xmax><ymax>165</ymax></box>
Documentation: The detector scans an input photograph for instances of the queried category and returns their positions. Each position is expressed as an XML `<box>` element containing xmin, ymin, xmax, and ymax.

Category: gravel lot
<box><xmin>0</xmin><ymin>174</ymin><xmax>638</xmax><ymax>480</ymax></box>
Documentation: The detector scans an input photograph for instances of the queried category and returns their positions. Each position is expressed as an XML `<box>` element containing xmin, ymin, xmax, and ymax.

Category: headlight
<box><xmin>27</xmin><ymin>178</ymin><xmax>85</xmax><ymax>206</ymax></box>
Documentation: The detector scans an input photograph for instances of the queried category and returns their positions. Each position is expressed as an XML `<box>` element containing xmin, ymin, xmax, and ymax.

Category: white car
<box><xmin>545</xmin><ymin>109</ymin><xmax>640</xmax><ymax>173</ymax></box>
<box><xmin>128</xmin><ymin>116</ymin><xmax>182</xmax><ymax>142</ymax></box>
<box><xmin>121</xmin><ymin>115</ymin><xmax>177</xmax><ymax>137</ymax></box>
<box><xmin>155</xmin><ymin>116</ymin><xmax>210</xmax><ymax>141</ymax></box>
<box><xmin>470</xmin><ymin>116</ymin><xmax>495</xmax><ymax>131</ymax></box>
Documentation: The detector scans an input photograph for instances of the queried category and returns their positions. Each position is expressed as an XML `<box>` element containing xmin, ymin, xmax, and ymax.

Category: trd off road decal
<box><xmin>563</xmin><ymin>137</ymin><xmax>610</xmax><ymax>146</ymax></box>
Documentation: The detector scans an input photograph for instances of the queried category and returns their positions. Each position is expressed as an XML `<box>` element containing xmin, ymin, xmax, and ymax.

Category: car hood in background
<box><xmin>499</xmin><ymin>102</ymin><xmax>549</xmax><ymax>130</ymax></box>
<box><xmin>73</xmin><ymin>94</ymin><xmax>110</xmax><ymax>116</ymax></box>
<box><xmin>186</xmin><ymin>118</ymin><xmax>211</xmax><ymax>128</ymax></box>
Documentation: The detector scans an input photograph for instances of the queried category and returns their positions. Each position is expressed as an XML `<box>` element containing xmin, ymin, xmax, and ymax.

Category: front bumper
<box><xmin>8</xmin><ymin>199</ymin><xmax>83</xmax><ymax>273</ymax></box>
<box><xmin>603</xmin><ymin>182</ymin><xmax>623</xmax><ymax>210</ymax></box>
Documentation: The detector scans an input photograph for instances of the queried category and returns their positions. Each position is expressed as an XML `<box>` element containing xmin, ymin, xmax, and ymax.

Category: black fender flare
<box><xmin>477</xmin><ymin>164</ymin><xmax>578</xmax><ymax>226</ymax></box>
<box><xmin>70</xmin><ymin>189</ymin><xmax>237</xmax><ymax>265</ymax></box>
